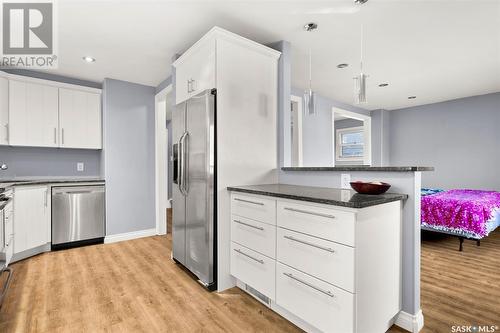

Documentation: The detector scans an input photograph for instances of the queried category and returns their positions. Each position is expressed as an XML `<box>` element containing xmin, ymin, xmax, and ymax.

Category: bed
<box><xmin>421</xmin><ymin>188</ymin><xmax>500</xmax><ymax>251</ymax></box>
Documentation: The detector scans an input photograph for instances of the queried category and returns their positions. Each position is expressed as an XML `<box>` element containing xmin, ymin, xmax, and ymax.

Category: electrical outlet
<box><xmin>77</xmin><ymin>162</ymin><xmax>84</xmax><ymax>172</ymax></box>
<box><xmin>341</xmin><ymin>173</ymin><xmax>351</xmax><ymax>189</ymax></box>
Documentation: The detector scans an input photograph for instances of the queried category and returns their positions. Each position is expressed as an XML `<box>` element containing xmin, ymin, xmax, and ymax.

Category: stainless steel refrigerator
<box><xmin>172</xmin><ymin>89</ymin><xmax>216</xmax><ymax>290</ymax></box>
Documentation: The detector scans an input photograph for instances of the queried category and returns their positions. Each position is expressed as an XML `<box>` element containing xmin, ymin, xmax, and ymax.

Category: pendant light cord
<box><xmin>360</xmin><ymin>24</ymin><xmax>364</xmax><ymax>72</ymax></box>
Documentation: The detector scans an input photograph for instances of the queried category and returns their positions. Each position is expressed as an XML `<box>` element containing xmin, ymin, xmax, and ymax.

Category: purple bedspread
<box><xmin>421</xmin><ymin>189</ymin><xmax>500</xmax><ymax>237</ymax></box>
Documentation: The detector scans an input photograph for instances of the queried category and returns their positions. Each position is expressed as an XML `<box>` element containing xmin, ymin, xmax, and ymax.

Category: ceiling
<box><xmin>46</xmin><ymin>0</ymin><xmax>499</xmax><ymax>111</ymax></box>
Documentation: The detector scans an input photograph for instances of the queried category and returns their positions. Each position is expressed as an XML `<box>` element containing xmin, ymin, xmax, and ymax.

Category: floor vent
<box><xmin>245</xmin><ymin>284</ymin><xmax>270</xmax><ymax>306</ymax></box>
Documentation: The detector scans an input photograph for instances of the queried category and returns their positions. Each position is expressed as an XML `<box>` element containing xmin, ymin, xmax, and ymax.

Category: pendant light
<box><xmin>354</xmin><ymin>24</ymin><xmax>368</xmax><ymax>104</ymax></box>
<box><xmin>303</xmin><ymin>23</ymin><xmax>317</xmax><ymax>116</ymax></box>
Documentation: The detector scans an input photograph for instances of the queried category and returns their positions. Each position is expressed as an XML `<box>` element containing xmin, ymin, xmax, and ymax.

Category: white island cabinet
<box><xmin>229</xmin><ymin>187</ymin><xmax>404</xmax><ymax>333</ymax></box>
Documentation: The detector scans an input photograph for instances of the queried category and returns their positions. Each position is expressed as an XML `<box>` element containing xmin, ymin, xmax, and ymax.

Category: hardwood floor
<box><xmin>1</xmin><ymin>230</ymin><xmax>499</xmax><ymax>332</ymax></box>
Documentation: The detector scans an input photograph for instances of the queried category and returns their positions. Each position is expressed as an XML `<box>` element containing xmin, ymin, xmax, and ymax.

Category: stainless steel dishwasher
<box><xmin>52</xmin><ymin>185</ymin><xmax>105</xmax><ymax>250</ymax></box>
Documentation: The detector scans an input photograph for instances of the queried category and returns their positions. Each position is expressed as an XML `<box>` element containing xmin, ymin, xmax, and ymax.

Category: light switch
<box><xmin>341</xmin><ymin>174</ymin><xmax>351</xmax><ymax>189</ymax></box>
<box><xmin>77</xmin><ymin>162</ymin><xmax>84</xmax><ymax>172</ymax></box>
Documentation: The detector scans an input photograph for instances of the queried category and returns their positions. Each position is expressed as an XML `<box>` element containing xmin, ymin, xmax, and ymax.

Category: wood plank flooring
<box><xmin>1</xmin><ymin>230</ymin><xmax>499</xmax><ymax>332</ymax></box>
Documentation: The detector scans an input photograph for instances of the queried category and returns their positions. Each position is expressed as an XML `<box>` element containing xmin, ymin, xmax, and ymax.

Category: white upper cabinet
<box><xmin>9</xmin><ymin>80</ymin><xmax>59</xmax><ymax>147</ymax></box>
<box><xmin>0</xmin><ymin>77</ymin><xmax>8</xmax><ymax>145</ymax></box>
<box><xmin>59</xmin><ymin>88</ymin><xmax>102</xmax><ymax>149</ymax></box>
<box><xmin>174</xmin><ymin>38</ymin><xmax>216</xmax><ymax>104</ymax></box>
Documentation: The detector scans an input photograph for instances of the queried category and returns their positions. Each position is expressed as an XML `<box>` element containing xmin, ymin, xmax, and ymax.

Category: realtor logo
<box><xmin>1</xmin><ymin>0</ymin><xmax>57</xmax><ymax>68</ymax></box>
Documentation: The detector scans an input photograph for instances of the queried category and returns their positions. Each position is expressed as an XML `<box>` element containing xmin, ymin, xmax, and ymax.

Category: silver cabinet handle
<box><xmin>190</xmin><ymin>79</ymin><xmax>196</xmax><ymax>92</ymax></box>
<box><xmin>283</xmin><ymin>272</ymin><xmax>335</xmax><ymax>298</ymax></box>
<box><xmin>54</xmin><ymin>127</ymin><xmax>57</xmax><ymax>144</ymax></box>
<box><xmin>187</xmin><ymin>79</ymin><xmax>191</xmax><ymax>93</ymax></box>
<box><xmin>284</xmin><ymin>207</ymin><xmax>336</xmax><ymax>219</ymax></box>
<box><xmin>61</xmin><ymin>128</ymin><xmax>65</xmax><ymax>145</ymax></box>
<box><xmin>234</xmin><ymin>219</ymin><xmax>264</xmax><ymax>231</ymax></box>
<box><xmin>4</xmin><ymin>124</ymin><xmax>8</xmax><ymax>142</ymax></box>
<box><xmin>284</xmin><ymin>235</ymin><xmax>335</xmax><ymax>253</ymax></box>
<box><xmin>234</xmin><ymin>198</ymin><xmax>264</xmax><ymax>206</ymax></box>
<box><xmin>234</xmin><ymin>248</ymin><xmax>264</xmax><ymax>264</ymax></box>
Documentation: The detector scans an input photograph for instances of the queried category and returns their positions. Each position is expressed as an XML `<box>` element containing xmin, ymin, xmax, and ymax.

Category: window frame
<box><xmin>335</xmin><ymin>126</ymin><xmax>365</xmax><ymax>162</ymax></box>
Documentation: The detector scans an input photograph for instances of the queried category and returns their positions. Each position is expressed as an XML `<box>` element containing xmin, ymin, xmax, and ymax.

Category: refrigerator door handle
<box><xmin>182</xmin><ymin>132</ymin><xmax>190</xmax><ymax>194</ymax></box>
<box><xmin>178</xmin><ymin>132</ymin><xmax>188</xmax><ymax>196</ymax></box>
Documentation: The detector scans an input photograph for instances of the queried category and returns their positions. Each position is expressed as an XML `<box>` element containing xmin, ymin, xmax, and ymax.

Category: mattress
<box><xmin>421</xmin><ymin>189</ymin><xmax>500</xmax><ymax>239</ymax></box>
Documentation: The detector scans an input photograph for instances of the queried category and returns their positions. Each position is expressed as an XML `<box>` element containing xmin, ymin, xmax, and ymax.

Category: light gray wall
<box><xmin>102</xmin><ymin>78</ymin><xmax>156</xmax><ymax>235</ymax></box>
<box><xmin>390</xmin><ymin>92</ymin><xmax>500</xmax><ymax>191</ymax></box>
<box><xmin>0</xmin><ymin>146</ymin><xmax>101</xmax><ymax>178</ymax></box>
<box><xmin>371</xmin><ymin>109</ymin><xmax>391</xmax><ymax>167</ymax></box>
<box><xmin>290</xmin><ymin>86</ymin><xmax>369</xmax><ymax>167</ymax></box>
<box><xmin>0</xmin><ymin>70</ymin><xmax>103</xmax><ymax>179</ymax></box>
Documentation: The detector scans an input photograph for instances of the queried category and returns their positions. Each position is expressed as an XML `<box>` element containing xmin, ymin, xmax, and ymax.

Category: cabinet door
<box><xmin>13</xmin><ymin>186</ymin><xmax>50</xmax><ymax>254</ymax></box>
<box><xmin>59</xmin><ymin>88</ymin><xmax>102</xmax><ymax>149</ymax></box>
<box><xmin>175</xmin><ymin>39</ymin><xmax>216</xmax><ymax>104</ymax></box>
<box><xmin>0</xmin><ymin>77</ymin><xmax>8</xmax><ymax>145</ymax></box>
<box><xmin>9</xmin><ymin>81</ymin><xmax>59</xmax><ymax>147</ymax></box>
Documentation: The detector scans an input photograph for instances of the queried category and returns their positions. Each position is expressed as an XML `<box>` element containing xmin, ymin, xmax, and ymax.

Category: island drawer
<box><xmin>231</xmin><ymin>215</ymin><xmax>276</xmax><ymax>259</ymax></box>
<box><xmin>276</xmin><ymin>262</ymin><xmax>354</xmax><ymax>333</ymax></box>
<box><xmin>277</xmin><ymin>201</ymin><xmax>355</xmax><ymax>246</ymax></box>
<box><xmin>230</xmin><ymin>242</ymin><xmax>275</xmax><ymax>299</ymax></box>
<box><xmin>231</xmin><ymin>193</ymin><xmax>276</xmax><ymax>225</ymax></box>
<box><xmin>277</xmin><ymin>228</ymin><xmax>355</xmax><ymax>293</ymax></box>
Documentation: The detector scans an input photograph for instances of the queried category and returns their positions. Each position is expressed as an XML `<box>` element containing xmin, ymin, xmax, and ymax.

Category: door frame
<box><xmin>155</xmin><ymin>84</ymin><xmax>172</xmax><ymax>235</ymax></box>
<box><xmin>290</xmin><ymin>95</ymin><xmax>303</xmax><ymax>167</ymax></box>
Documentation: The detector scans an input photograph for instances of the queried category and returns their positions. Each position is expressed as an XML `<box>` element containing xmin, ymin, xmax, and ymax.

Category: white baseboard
<box><xmin>104</xmin><ymin>228</ymin><xmax>156</xmax><ymax>244</ymax></box>
<box><xmin>395</xmin><ymin>309</ymin><xmax>424</xmax><ymax>333</ymax></box>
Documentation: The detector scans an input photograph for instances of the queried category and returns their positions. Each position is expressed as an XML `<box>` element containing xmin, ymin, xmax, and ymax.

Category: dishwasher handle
<box><xmin>52</xmin><ymin>186</ymin><xmax>105</xmax><ymax>195</ymax></box>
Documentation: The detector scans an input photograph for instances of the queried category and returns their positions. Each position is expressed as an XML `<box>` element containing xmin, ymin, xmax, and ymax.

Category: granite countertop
<box><xmin>281</xmin><ymin>166</ymin><xmax>434</xmax><ymax>172</ymax></box>
<box><xmin>227</xmin><ymin>184</ymin><xmax>408</xmax><ymax>209</ymax></box>
<box><xmin>0</xmin><ymin>178</ymin><xmax>105</xmax><ymax>189</ymax></box>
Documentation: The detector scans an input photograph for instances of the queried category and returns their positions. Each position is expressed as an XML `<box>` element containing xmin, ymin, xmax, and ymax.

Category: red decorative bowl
<box><xmin>350</xmin><ymin>181</ymin><xmax>391</xmax><ymax>195</ymax></box>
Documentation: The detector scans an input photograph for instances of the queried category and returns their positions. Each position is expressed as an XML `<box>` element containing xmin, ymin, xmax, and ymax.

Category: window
<box><xmin>336</xmin><ymin>126</ymin><xmax>364</xmax><ymax>161</ymax></box>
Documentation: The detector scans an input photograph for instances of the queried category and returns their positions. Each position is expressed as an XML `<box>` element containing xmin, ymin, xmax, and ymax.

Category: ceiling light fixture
<box><xmin>337</xmin><ymin>63</ymin><xmax>349</xmax><ymax>69</ymax></box>
<box><xmin>82</xmin><ymin>56</ymin><xmax>95</xmax><ymax>63</ymax></box>
<box><xmin>408</xmin><ymin>96</ymin><xmax>416</xmax><ymax>99</ymax></box>
<box><xmin>354</xmin><ymin>24</ymin><xmax>368</xmax><ymax>104</ymax></box>
<box><xmin>303</xmin><ymin>23</ymin><xmax>318</xmax><ymax>116</ymax></box>
<box><xmin>354</xmin><ymin>0</ymin><xmax>368</xmax><ymax>4</ymax></box>
<box><xmin>378</xmin><ymin>83</ymin><xmax>389</xmax><ymax>87</ymax></box>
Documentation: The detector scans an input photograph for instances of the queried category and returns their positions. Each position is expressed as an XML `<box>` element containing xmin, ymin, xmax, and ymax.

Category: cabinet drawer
<box><xmin>277</xmin><ymin>201</ymin><xmax>355</xmax><ymax>246</ymax></box>
<box><xmin>276</xmin><ymin>263</ymin><xmax>354</xmax><ymax>333</ymax></box>
<box><xmin>277</xmin><ymin>228</ymin><xmax>355</xmax><ymax>292</ymax></box>
<box><xmin>230</xmin><ymin>242</ymin><xmax>275</xmax><ymax>299</ymax></box>
<box><xmin>231</xmin><ymin>194</ymin><xmax>276</xmax><ymax>225</ymax></box>
<box><xmin>231</xmin><ymin>215</ymin><xmax>276</xmax><ymax>259</ymax></box>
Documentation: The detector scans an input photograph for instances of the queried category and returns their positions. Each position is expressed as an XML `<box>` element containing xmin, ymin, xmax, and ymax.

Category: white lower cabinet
<box><xmin>13</xmin><ymin>186</ymin><xmax>50</xmax><ymax>255</ymax></box>
<box><xmin>230</xmin><ymin>242</ymin><xmax>275</xmax><ymax>299</ymax></box>
<box><xmin>230</xmin><ymin>192</ymin><xmax>402</xmax><ymax>333</ymax></box>
<box><xmin>276</xmin><ymin>262</ymin><xmax>354</xmax><ymax>333</ymax></box>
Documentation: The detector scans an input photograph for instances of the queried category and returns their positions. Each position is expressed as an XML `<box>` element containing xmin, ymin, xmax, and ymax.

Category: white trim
<box><xmin>4</xmin><ymin>73</ymin><xmax>102</xmax><ymax>93</ymax></box>
<box><xmin>155</xmin><ymin>84</ymin><xmax>172</xmax><ymax>236</ymax></box>
<box><xmin>332</xmin><ymin>107</ymin><xmax>372</xmax><ymax>165</ymax></box>
<box><xmin>395</xmin><ymin>310</ymin><xmax>424</xmax><ymax>332</ymax></box>
<box><xmin>290</xmin><ymin>95</ymin><xmax>303</xmax><ymax>167</ymax></box>
<box><xmin>172</xmin><ymin>26</ymin><xmax>281</xmax><ymax>68</ymax></box>
<box><xmin>104</xmin><ymin>228</ymin><xmax>156</xmax><ymax>244</ymax></box>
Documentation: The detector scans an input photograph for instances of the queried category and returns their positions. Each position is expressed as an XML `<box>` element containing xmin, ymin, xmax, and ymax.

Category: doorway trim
<box><xmin>155</xmin><ymin>84</ymin><xmax>172</xmax><ymax>235</ymax></box>
<box><xmin>290</xmin><ymin>95</ymin><xmax>303</xmax><ymax>166</ymax></box>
